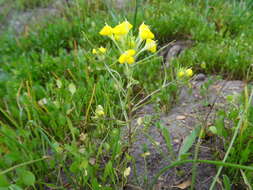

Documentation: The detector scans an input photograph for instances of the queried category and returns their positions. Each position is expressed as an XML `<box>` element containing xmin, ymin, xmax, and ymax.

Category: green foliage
<box><xmin>1</xmin><ymin>0</ymin><xmax>253</xmax><ymax>189</ymax></box>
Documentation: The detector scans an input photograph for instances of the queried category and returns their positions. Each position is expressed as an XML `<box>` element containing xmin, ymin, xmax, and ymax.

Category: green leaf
<box><xmin>20</xmin><ymin>171</ymin><xmax>36</xmax><ymax>186</ymax></box>
<box><xmin>157</xmin><ymin>122</ymin><xmax>175</xmax><ymax>159</ymax></box>
<box><xmin>178</xmin><ymin>126</ymin><xmax>200</xmax><ymax>160</ymax></box>
<box><xmin>91</xmin><ymin>178</ymin><xmax>100</xmax><ymax>190</ymax></box>
<box><xmin>222</xmin><ymin>175</ymin><xmax>231</xmax><ymax>190</ymax></box>
<box><xmin>0</xmin><ymin>175</ymin><xmax>9</xmax><ymax>187</ymax></box>
<box><xmin>8</xmin><ymin>184</ymin><xmax>23</xmax><ymax>190</ymax></box>
<box><xmin>0</xmin><ymin>187</ymin><xmax>9</xmax><ymax>190</ymax></box>
<box><xmin>70</xmin><ymin>161</ymin><xmax>80</xmax><ymax>173</ymax></box>
<box><xmin>209</xmin><ymin>126</ymin><xmax>217</xmax><ymax>134</ymax></box>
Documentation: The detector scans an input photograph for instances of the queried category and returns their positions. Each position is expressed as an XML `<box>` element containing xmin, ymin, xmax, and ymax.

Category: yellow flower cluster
<box><xmin>139</xmin><ymin>23</ymin><xmax>157</xmax><ymax>53</ymax></box>
<box><xmin>92</xmin><ymin>47</ymin><xmax>107</xmax><ymax>54</ymax></box>
<box><xmin>99</xmin><ymin>20</ymin><xmax>157</xmax><ymax>65</ymax></box>
<box><xmin>99</xmin><ymin>21</ymin><xmax>133</xmax><ymax>39</ymax></box>
<box><xmin>118</xmin><ymin>49</ymin><xmax>136</xmax><ymax>64</ymax></box>
<box><xmin>94</xmin><ymin>105</ymin><xmax>105</xmax><ymax>118</ymax></box>
<box><xmin>177</xmin><ymin>68</ymin><xmax>194</xmax><ymax>78</ymax></box>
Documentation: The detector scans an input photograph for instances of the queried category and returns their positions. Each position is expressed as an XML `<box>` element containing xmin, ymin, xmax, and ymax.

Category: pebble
<box><xmin>195</xmin><ymin>73</ymin><xmax>206</xmax><ymax>81</ymax></box>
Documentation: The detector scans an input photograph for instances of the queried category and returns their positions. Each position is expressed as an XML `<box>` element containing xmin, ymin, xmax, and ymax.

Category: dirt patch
<box><xmin>124</xmin><ymin>77</ymin><xmax>245</xmax><ymax>190</ymax></box>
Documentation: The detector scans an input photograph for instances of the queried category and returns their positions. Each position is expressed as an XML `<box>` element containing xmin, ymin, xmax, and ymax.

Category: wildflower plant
<box><xmin>91</xmin><ymin>20</ymin><xmax>159</xmax><ymax>183</ymax></box>
<box><xmin>96</xmin><ymin>20</ymin><xmax>158</xmax><ymax>128</ymax></box>
<box><xmin>92</xmin><ymin>20</ymin><xmax>195</xmax><ymax>187</ymax></box>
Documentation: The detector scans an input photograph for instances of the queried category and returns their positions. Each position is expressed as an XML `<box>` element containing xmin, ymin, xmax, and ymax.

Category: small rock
<box><xmin>194</xmin><ymin>73</ymin><xmax>206</xmax><ymax>81</ymax></box>
<box><xmin>176</xmin><ymin>115</ymin><xmax>186</xmax><ymax>120</ymax></box>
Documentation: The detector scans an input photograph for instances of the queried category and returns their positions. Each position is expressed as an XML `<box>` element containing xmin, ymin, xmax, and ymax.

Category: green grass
<box><xmin>0</xmin><ymin>0</ymin><xmax>253</xmax><ymax>189</ymax></box>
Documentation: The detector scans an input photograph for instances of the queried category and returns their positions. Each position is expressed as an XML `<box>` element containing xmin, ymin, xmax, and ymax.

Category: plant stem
<box><xmin>133</xmin><ymin>0</ymin><xmax>139</xmax><ymax>30</ymax></box>
<box><xmin>0</xmin><ymin>156</ymin><xmax>50</xmax><ymax>175</ymax></box>
<box><xmin>149</xmin><ymin>159</ymin><xmax>253</xmax><ymax>190</ymax></box>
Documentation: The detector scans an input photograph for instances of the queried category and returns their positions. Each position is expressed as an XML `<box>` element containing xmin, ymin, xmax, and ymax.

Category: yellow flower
<box><xmin>92</xmin><ymin>49</ymin><xmax>97</xmax><ymax>54</ymax></box>
<box><xmin>118</xmin><ymin>54</ymin><xmax>135</xmax><ymax>64</ymax></box>
<box><xmin>201</xmin><ymin>62</ymin><xmax>206</xmax><ymax>69</ymax></box>
<box><xmin>98</xmin><ymin>47</ymin><xmax>107</xmax><ymax>53</ymax></box>
<box><xmin>99</xmin><ymin>25</ymin><xmax>113</xmax><ymax>36</ymax></box>
<box><xmin>118</xmin><ymin>49</ymin><xmax>136</xmax><ymax>64</ymax></box>
<box><xmin>95</xmin><ymin>105</ymin><xmax>105</xmax><ymax>117</ymax></box>
<box><xmin>185</xmin><ymin>69</ymin><xmax>193</xmax><ymax>77</ymax></box>
<box><xmin>145</xmin><ymin>39</ymin><xmax>157</xmax><ymax>53</ymax></box>
<box><xmin>126</xmin><ymin>49</ymin><xmax>136</xmax><ymax>56</ymax></box>
<box><xmin>122</xmin><ymin>21</ymin><xmax>133</xmax><ymax>31</ymax></box>
<box><xmin>113</xmin><ymin>20</ymin><xmax>133</xmax><ymax>36</ymax></box>
<box><xmin>177</xmin><ymin>71</ymin><xmax>185</xmax><ymax>78</ymax></box>
<box><xmin>126</xmin><ymin>56</ymin><xmax>135</xmax><ymax>64</ymax></box>
<box><xmin>119</xmin><ymin>54</ymin><xmax>127</xmax><ymax>64</ymax></box>
<box><xmin>139</xmin><ymin>23</ymin><xmax>149</xmax><ymax>31</ymax></box>
<box><xmin>141</xmin><ymin>152</ymin><xmax>151</xmax><ymax>157</ymax></box>
<box><xmin>139</xmin><ymin>23</ymin><xmax>154</xmax><ymax>40</ymax></box>
<box><xmin>123</xmin><ymin>167</ymin><xmax>131</xmax><ymax>177</ymax></box>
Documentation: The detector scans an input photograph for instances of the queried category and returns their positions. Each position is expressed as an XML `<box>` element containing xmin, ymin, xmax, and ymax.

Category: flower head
<box><xmin>118</xmin><ymin>49</ymin><xmax>136</xmax><ymax>64</ymax></box>
<box><xmin>145</xmin><ymin>39</ymin><xmax>157</xmax><ymax>53</ymax></box>
<box><xmin>177</xmin><ymin>71</ymin><xmax>185</xmax><ymax>78</ymax></box>
<box><xmin>125</xmin><ymin>49</ymin><xmax>136</xmax><ymax>56</ymax></box>
<box><xmin>185</xmin><ymin>69</ymin><xmax>193</xmax><ymax>77</ymax></box>
<box><xmin>98</xmin><ymin>47</ymin><xmax>107</xmax><ymax>54</ymax></box>
<box><xmin>141</xmin><ymin>151</ymin><xmax>151</xmax><ymax>157</ymax></box>
<box><xmin>92</xmin><ymin>49</ymin><xmax>97</xmax><ymax>54</ymax></box>
<box><xmin>201</xmin><ymin>62</ymin><xmax>206</xmax><ymax>69</ymax></box>
<box><xmin>95</xmin><ymin>105</ymin><xmax>105</xmax><ymax>118</ymax></box>
<box><xmin>123</xmin><ymin>167</ymin><xmax>131</xmax><ymax>178</ymax></box>
<box><xmin>99</xmin><ymin>24</ymin><xmax>113</xmax><ymax>36</ymax></box>
<box><xmin>113</xmin><ymin>21</ymin><xmax>133</xmax><ymax>36</ymax></box>
<box><xmin>119</xmin><ymin>54</ymin><xmax>135</xmax><ymax>64</ymax></box>
<box><xmin>139</xmin><ymin>23</ymin><xmax>154</xmax><ymax>40</ymax></box>
<box><xmin>177</xmin><ymin>68</ymin><xmax>193</xmax><ymax>79</ymax></box>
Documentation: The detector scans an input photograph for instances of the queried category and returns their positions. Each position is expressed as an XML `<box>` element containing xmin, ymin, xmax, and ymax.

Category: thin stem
<box><xmin>104</xmin><ymin>63</ymin><xmax>126</xmax><ymax>96</ymax></box>
<box><xmin>132</xmin><ymin>81</ymin><xmax>174</xmax><ymax>112</ymax></box>
<box><xmin>133</xmin><ymin>0</ymin><xmax>139</xmax><ymax>30</ymax></box>
<box><xmin>149</xmin><ymin>159</ymin><xmax>253</xmax><ymax>190</ymax></box>
<box><xmin>191</xmin><ymin>127</ymin><xmax>204</xmax><ymax>190</ymax></box>
<box><xmin>0</xmin><ymin>156</ymin><xmax>50</xmax><ymax>175</ymax></box>
<box><xmin>111</xmin><ymin>36</ymin><xmax>123</xmax><ymax>53</ymax></box>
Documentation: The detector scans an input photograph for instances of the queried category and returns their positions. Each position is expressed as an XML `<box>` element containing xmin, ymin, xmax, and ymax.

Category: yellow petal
<box><xmin>185</xmin><ymin>69</ymin><xmax>193</xmax><ymax>77</ymax></box>
<box><xmin>113</xmin><ymin>24</ymin><xmax>128</xmax><ymax>35</ymax></box>
<box><xmin>145</xmin><ymin>39</ymin><xmax>157</xmax><ymax>53</ymax></box>
<box><xmin>139</xmin><ymin>23</ymin><xmax>154</xmax><ymax>40</ymax></box>
<box><xmin>98</xmin><ymin>47</ymin><xmax>106</xmax><ymax>53</ymax></box>
<box><xmin>126</xmin><ymin>49</ymin><xmax>136</xmax><ymax>56</ymax></box>
<box><xmin>126</xmin><ymin>56</ymin><xmax>135</xmax><ymax>64</ymax></box>
<box><xmin>92</xmin><ymin>49</ymin><xmax>97</xmax><ymax>54</ymax></box>
<box><xmin>149</xmin><ymin>45</ymin><xmax>157</xmax><ymax>53</ymax></box>
<box><xmin>113</xmin><ymin>20</ymin><xmax>133</xmax><ymax>36</ymax></box>
<box><xmin>177</xmin><ymin>71</ymin><xmax>185</xmax><ymax>78</ymax></box>
<box><xmin>95</xmin><ymin>105</ymin><xmax>105</xmax><ymax>117</ymax></box>
<box><xmin>139</xmin><ymin>23</ymin><xmax>149</xmax><ymax>31</ymax></box>
<box><xmin>122</xmin><ymin>20</ymin><xmax>133</xmax><ymax>30</ymax></box>
<box><xmin>119</xmin><ymin>54</ymin><xmax>127</xmax><ymax>64</ymax></box>
<box><xmin>123</xmin><ymin>167</ymin><xmax>131</xmax><ymax>177</ymax></box>
<box><xmin>99</xmin><ymin>25</ymin><xmax>113</xmax><ymax>36</ymax></box>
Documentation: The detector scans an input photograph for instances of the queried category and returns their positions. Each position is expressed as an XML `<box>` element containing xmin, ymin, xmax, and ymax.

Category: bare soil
<box><xmin>124</xmin><ymin>77</ymin><xmax>245</xmax><ymax>190</ymax></box>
